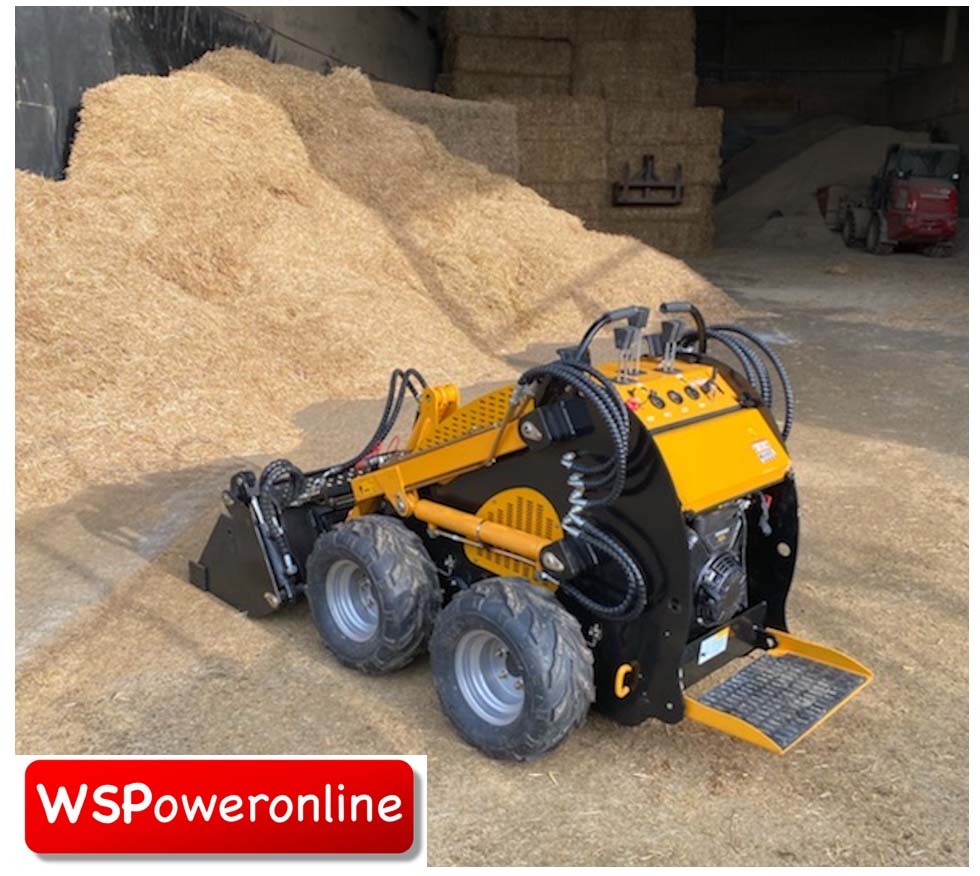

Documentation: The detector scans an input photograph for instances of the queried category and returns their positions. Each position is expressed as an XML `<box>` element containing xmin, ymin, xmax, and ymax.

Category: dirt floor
<box><xmin>16</xmin><ymin>241</ymin><xmax>968</xmax><ymax>866</ymax></box>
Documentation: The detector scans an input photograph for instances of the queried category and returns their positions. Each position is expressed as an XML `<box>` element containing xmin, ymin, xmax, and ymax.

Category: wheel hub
<box><xmin>454</xmin><ymin>630</ymin><xmax>525</xmax><ymax>726</ymax></box>
<box><xmin>325</xmin><ymin>559</ymin><xmax>379</xmax><ymax>642</ymax></box>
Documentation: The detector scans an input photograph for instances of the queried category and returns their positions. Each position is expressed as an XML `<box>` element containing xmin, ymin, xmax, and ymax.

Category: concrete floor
<box><xmin>16</xmin><ymin>243</ymin><xmax>968</xmax><ymax>865</ymax></box>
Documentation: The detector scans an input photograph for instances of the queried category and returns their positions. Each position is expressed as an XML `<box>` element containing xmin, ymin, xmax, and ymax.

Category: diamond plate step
<box><xmin>684</xmin><ymin>629</ymin><xmax>873</xmax><ymax>753</ymax></box>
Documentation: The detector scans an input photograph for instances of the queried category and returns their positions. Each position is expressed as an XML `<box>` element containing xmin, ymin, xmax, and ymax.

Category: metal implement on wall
<box><xmin>612</xmin><ymin>154</ymin><xmax>685</xmax><ymax>206</ymax></box>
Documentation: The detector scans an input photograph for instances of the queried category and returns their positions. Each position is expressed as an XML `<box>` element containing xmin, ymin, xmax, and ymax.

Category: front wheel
<box><xmin>865</xmin><ymin>214</ymin><xmax>894</xmax><ymax>255</ymax></box>
<box><xmin>429</xmin><ymin>577</ymin><xmax>594</xmax><ymax>760</ymax></box>
<box><xmin>306</xmin><ymin>515</ymin><xmax>441</xmax><ymax>674</ymax></box>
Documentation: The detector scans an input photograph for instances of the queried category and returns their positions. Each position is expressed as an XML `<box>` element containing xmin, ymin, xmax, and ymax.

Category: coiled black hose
<box><xmin>682</xmin><ymin>328</ymin><xmax>770</xmax><ymax>403</ymax></box>
<box><xmin>562</xmin><ymin>518</ymin><xmax>647</xmax><ymax>622</ymax></box>
<box><xmin>716</xmin><ymin>330</ymin><xmax>773</xmax><ymax>406</ymax></box>
<box><xmin>519</xmin><ymin>360</ymin><xmax>630</xmax><ymax>506</ymax></box>
<box><xmin>679</xmin><ymin>323</ymin><xmax>792</xmax><ymax>440</ymax></box>
<box><xmin>712</xmin><ymin>324</ymin><xmax>794</xmax><ymax>440</ymax></box>
<box><xmin>518</xmin><ymin>357</ymin><xmax>647</xmax><ymax>620</ymax></box>
<box><xmin>257</xmin><ymin>458</ymin><xmax>306</xmax><ymax>565</ymax></box>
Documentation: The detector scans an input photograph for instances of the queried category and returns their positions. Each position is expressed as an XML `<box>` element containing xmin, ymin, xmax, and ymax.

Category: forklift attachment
<box><xmin>612</xmin><ymin>154</ymin><xmax>684</xmax><ymax>206</ymax></box>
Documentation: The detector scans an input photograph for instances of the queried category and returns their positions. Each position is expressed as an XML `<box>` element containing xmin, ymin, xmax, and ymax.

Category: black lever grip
<box><xmin>659</xmin><ymin>301</ymin><xmax>707</xmax><ymax>353</ymax></box>
<box><xmin>607</xmin><ymin>305</ymin><xmax>650</xmax><ymax>327</ymax></box>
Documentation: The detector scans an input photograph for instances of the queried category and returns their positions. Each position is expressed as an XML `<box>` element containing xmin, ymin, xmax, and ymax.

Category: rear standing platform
<box><xmin>685</xmin><ymin>629</ymin><xmax>872</xmax><ymax>754</ymax></box>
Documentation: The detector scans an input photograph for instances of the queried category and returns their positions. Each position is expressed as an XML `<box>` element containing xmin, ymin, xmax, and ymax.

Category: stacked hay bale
<box><xmin>509</xmin><ymin>96</ymin><xmax>608</xmax><ymax>224</ymax></box>
<box><xmin>372</xmin><ymin>80</ymin><xmax>519</xmax><ymax>177</ymax></box>
<box><xmin>437</xmin><ymin>8</ymin><xmax>575</xmax><ymax>98</ymax></box>
<box><xmin>437</xmin><ymin>6</ymin><xmax>722</xmax><ymax>257</ymax></box>
<box><xmin>570</xmin><ymin>9</ymin><xmax>697</xmax><ymax>105</ymax></box>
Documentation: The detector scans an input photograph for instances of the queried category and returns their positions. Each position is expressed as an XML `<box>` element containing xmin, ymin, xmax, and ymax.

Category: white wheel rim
<box><xmin>454</xmin><ymin>630</ymin><xmax>525</xmax><ymax>726</ymax></box>
<box><xmin>325</xmin><ymin>559</ymin><xmax>379</xmax><ymax>642</ymax></box>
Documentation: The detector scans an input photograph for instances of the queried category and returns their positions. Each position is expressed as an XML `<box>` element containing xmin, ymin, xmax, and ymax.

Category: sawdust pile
<box><xmin>17</xmin><ymin>49</ymin><xmax>730</xmax><ymax>511</ymax></box>
<box><xmin>721</xmin><ymin>115</ymin><xmax>856</xmax><ymax>198</ymax></box>
<box><xmin>715</xmin><ymin>124</ymin><xmax>930</xmax><ymax>248</ymax></box>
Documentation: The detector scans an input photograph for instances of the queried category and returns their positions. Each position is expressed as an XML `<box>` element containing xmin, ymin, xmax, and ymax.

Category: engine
<box><xmin>686</xmin><ymin>499</ymin><xmax>750</xmax><ymax>631</ymax></box>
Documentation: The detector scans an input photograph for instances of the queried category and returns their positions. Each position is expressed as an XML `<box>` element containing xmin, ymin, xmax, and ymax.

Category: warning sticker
<box><xmin>752</xmin><ymin>439</ymin><xmax>777</xmax><ymax>463</ymax></box>
<box><xmin>698</xmin><ymin>627</ymin><xmax>730</xmax><ymax>665</ymax></box>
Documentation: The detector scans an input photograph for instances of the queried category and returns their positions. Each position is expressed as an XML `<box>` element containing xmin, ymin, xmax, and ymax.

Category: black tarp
<box><xmin>15</xmin><ymin>6</ymin><xmax>323</xmax><ymax>179</ymax></box>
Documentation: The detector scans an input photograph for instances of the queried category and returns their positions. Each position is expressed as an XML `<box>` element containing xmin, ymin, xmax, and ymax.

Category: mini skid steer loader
<box><xmin>190</xmin><ymin>303</ymin><xmax>871</xmax><ymax>759</ymax></box>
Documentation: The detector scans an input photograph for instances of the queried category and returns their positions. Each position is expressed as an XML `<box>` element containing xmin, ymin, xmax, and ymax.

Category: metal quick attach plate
<box><xmin>698</xmin><ymin>653</ymin><xmax>866</xmax><ymax>751</ymax></box>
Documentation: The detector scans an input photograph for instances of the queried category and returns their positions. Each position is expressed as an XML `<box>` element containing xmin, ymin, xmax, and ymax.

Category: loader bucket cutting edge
<box><xmin>684</xmin><ymin>628</ymin><xmax>873</xmax><ymax>754</ymax></box>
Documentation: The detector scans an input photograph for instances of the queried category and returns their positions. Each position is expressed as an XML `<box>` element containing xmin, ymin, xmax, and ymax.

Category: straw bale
<box><xmin>608</xmin><ymin>105</ymin><xmax>724</xmax><ymax>146</ymax></box>
<box><xmin>572</xmin><ymin>73</ymin><xmax>697</xmax><ymax>106</ymax></box>
<box><xmin>519</xmin><ymin>137</ymin><xmax>607</xmax><ymax>183</ymax></box>
<box><xmin>446</xmin><ymin>35</ymin><xmax>572</xmax><ymax>78</ymax></box>
<box><xmin>437</xmin><ymin>71</ymin><xmax>569</xmax><ymax>100</ymax></box>
<box><xmin>528</xmin><ymin>181</ymin><xmax>608</xmax><ymax>215</ymax></box>
<box><xmin>574</xmin><ymin>7</ymin><xmax>694</xmax><ymax>42</ymax></box>
<box><xmin>17</xmin><ymin>49</ymin><xmax>730</xmax><ymax>510</ymax></box>
<box><xmin>573</xmin><ymin>40</ymin><xmax>695</xmax><ymax>82</ymax></box>
<box><xmin>609</xmin><ymin>144</ymin><xmax>722</xmax><ymax>186</ymax></box>
<box><xmin>372</xmin><ymin>80</ymin><xmax>519</xmax><ymax>176</ymax></box>
<box><xmin>509</xmin><ymin>96</ymin><xmax>607</xmax><ymax>142</ymax></box>
<box><xmin>602</xmin><ymin>202</ymin><xmax>711</xmax><ymax>225</ymax></box>
<box><xmin>445</xmin><ymin>7</ymin><xmax>574</xmax><ymax>40</ymax></box>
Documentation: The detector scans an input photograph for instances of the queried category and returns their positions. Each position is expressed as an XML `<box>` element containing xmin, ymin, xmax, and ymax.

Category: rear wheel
<box><xmin>429</xmin><ymin>577</ymin><xmax>594</xmax><ymax>760</ymax></box>
<box><xmin>865</xmin><ymin>214</ymin><xmax>894</xmax><ymax>255</ymax></box>
<box><xmin>841</xmin><ymin>213</ymin><xmax>858</xmax><ymax>247</ymax></box>
<box><xmin>306</xmin><ymin>515</ymin><xmax>440</xmax><ymax>673</ymax></box>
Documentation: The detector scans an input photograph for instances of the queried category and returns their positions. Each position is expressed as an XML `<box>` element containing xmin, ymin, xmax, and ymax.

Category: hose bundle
<box><xmin>254</xmin><ymin>367</ymin><xmax>428</xmax><ymax>550</ymax></box>
<box><xmin>312</xmin><ymin>368</ymin><xmax>427</xmax><ymax>483</ymax></box>
<box><xmin>710</xmin><ymin>324</ymin><xmax>794</xmax><ymax>441</ymax></box>
<box><xmin>518</xmin><ymin>357</ymin><xmax>647</xmax><ymax>622</ymax></box>
<box><xmin>670</xmin><ymin>303</ymin><xmax>794</xmax><ymax>441</ymax></box>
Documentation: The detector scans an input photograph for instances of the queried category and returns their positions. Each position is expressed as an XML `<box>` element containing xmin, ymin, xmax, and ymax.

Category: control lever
<box><xmin>613</xmin><ymin>325</ymin><xmax>645</xmax><ymax>383</ymax></box>
<box><xmin>658</xmin><ymin>320</ymin><xmax>683</xmax><ymax>373</ymax></box>
<box><xmin>660</xmin><ymin>301</ymin><xmax>707</xmax><ymax>353</ymax></box>
<box><xmin>572</xmin><ymin>305</ymin><xmax>650</xmax><ymax>362</ymax></box>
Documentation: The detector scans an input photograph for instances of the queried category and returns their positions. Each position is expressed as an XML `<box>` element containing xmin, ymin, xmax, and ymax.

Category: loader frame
<box><xmin>190</xmin><ymin>304</ymin><xmax>872</xmax><ymax>756</ymax></box>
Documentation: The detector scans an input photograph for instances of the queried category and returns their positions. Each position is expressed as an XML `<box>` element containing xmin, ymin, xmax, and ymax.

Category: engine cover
<box><xmin>687</xmin><ymin>501</ymin><xmax>749</xmax><ymax>630</ymax></box>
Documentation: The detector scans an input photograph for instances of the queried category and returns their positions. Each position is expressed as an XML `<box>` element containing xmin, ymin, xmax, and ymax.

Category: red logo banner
<box><xmin>25</xmin><ymin>759</ymin><xmax>415</xmax><ymax>855</ymax></box>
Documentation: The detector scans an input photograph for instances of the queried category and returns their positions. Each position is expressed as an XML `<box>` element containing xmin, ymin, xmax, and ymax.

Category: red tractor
<box><xmin>821</xmin><ymin>142</ymin><xmax>960</xmax><ymax>256</ymax></box>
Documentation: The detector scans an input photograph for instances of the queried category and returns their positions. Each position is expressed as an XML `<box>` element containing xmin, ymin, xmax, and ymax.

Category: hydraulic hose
<box><xmin>681</xmin><ymin>328</ymin><xmax>768</xmax><ymax>400</ymax></box>
<box><xmin>256</xmin><ymin>458</ymin><xmax>306</xmax><ymax>569</ymax></box>
<box><xmin>259</xmin><ymin>368</ymin><xmax>428</xmax><ymax>510</ymax></box>
<box><xmin>680</xmin><ymin>324</ymin><xmax>791</xmax><ymax>439</ymax></box>
<box><xmin>519</xmin><ymin>360</ymin><xmax>630</xmax><ymax>506</ymax></box>
<box><xmin>715</xmin><ymin>330</ymin><xmax>772</xmax><ymax>406</ymax></box>
<box><xmin>295</xmin><ymin>368</ymin><xmax>428</xmax><ymax>502</ymax></box>
<box><xmin>558</xmin><ymin>517</ymin><xmax>646</xmax><ymax>622</ymax></box>
<box><xmin>711</xmin><ymin>324</ymin><xmax>794</xmax><ymax>440</ymax></box>
<box><xmin>518</xmin><ymin>356</ymin><xmax>647</xmax><ymax>620</ymax></box>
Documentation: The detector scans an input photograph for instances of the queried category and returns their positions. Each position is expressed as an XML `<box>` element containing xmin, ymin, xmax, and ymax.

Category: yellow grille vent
<box><xmin>417</xmin><ymin>384</ymin><xmax>518</xmax><ymax>450</ymax></box>
<box><xmin>464</xmin><ymin>487</ymin><xmax>562</xmax><ymax>584</ymax></box>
